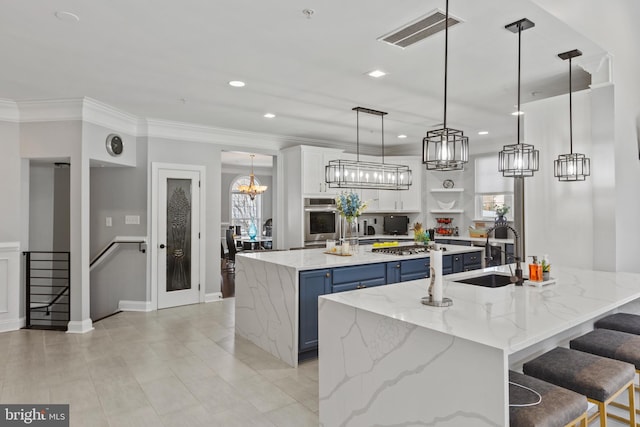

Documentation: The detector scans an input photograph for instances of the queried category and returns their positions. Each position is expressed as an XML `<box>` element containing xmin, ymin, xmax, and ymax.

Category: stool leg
<box><xmin>628</xmin><ymin>382</ymin><xmax>636</xmax><ymax>426</ymax></box>
<box><xmin>599</xmin><ymin>401</ymin><xmax>607</xmax><ymax>427</ymax></box>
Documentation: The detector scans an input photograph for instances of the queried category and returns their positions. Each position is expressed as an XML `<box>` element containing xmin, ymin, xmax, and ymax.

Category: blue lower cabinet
<box><xmin>299</xmin><ymin>269</ymin><xmax>331</xmax><ymax>354</ymax></box>
<box><xmin>332</xmin><ymin>277</ymin><xmax>387</xmax><ymax>293</ymax></box>
<box><xmin>463</xmin><ymin>252</ymin><xmax>482</xmax><ymax>271</ymax></box>
<box><xmin>505</xmin><ymin>243</ymin><xmax>515</xmax><ymax>261</ymax></box>
<box><xmin>386</xmin><ymin>261</ymin><xmax>401</xmax><ymax>284</ymax></box>
<box><xmin>332</xmin><ymin>264</ymin><xmax>386</xmax><ymax>288</ymax></box>
<box><xmin>442</xmin><ymin>255</ymin><xmax>452</xmax><ymax>275</ymax></box>
<box><xmin>401</xmin><ymin>258</ymin><xmax>430</xmax><ymax>282</ymax></box>
<box><xmin>452</xmin><ymin>254</ymin><xmax>464</xmax><ymax>273</ymax></box>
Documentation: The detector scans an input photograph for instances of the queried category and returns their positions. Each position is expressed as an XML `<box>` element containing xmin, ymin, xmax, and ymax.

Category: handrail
<box><xmin>90</xmin><ymin>236</ymin><xmax>147</xmax><ymax>270</ymax></box>
<box><xmin>24</xmin><ymin>251</ymin><xmax>70</xmax><ymax>330</ymax></box>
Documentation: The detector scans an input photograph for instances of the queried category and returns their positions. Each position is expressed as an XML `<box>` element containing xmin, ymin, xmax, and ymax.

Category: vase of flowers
<box><xmin>542</xmin><ymin>256</ymin><xmax>551</xmax><ymax>281</ymax></box>
<box><xmin>494</xmin><ymin>205</ymin><xmax>510</xmax><ymax>239</ymax></box>
<box><xmin>336</xmin><ymin>192</ymin><xmax>368</xmax><ymax>254</ymax></box>
<box><xmin>412</xmin><ymin>222</ymin><xmax>430</xmax><ymax>245</ymax></box>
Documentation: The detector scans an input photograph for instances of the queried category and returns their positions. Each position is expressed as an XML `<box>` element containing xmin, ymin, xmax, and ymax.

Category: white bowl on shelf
<box><xmin>436</xmin><ymin>200</ymin><xmax>456</xmax><ymax>210</ymax></box>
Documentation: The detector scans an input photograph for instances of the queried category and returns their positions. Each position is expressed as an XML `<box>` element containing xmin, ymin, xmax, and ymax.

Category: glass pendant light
<box><xmin>325</xmin><ymin>107</ymin><xmax>412</xmax><ymax>190</ymax></box>
<box><xmin>498</xmin><ymin>18</ymin><xmax>539</xmax><ymax>178</ymax></box>
<box><xmin>554</xmin><ymin>49</ymin><xmax>591</xmax><ymax>181</ymax></box>
<box><xmin>423</xmin><ymin>0</ymin><xmax>469</xmax><ymax>171</ymax></box>
<box><xmin>237</xmin><ymin>154</ymin><xmax>268</xmax><ymax>200</ymax></box>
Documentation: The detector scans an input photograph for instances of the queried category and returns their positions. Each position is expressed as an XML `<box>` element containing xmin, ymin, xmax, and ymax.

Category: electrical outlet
<box><xmin>106</xmin><ymin>217</ymin><xmax>112</xmax><ymax>227</ymax></box>
<box><xmin>125</xmin><ymin>215</ymin><xmax>140</xmax><ymax>225</ymax></box>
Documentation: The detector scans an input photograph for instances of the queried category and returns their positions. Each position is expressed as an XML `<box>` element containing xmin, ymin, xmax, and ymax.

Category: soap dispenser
<box><xmin>528</xmin><ymin>256</ymin><xmax>543</xmax><ymax>282</ymax></box>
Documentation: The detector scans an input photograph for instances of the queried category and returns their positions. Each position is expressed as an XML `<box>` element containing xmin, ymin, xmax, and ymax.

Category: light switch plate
<box><xmin>125</xmin><ymin>215</ymin><xmax>140</xmax><ymax>225</ymax></box>
<box><xmin>106</xmin><ymin>217</ymin><xmax>112</xmax><ymax>227</ymax></box>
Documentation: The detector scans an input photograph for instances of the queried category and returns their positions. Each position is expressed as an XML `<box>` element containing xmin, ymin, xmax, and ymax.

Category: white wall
<box><xmin>524</xmin><ymin>90</ymin><xmax>594</xmax><ymax>269</ymax></box>
<box><xmin>533</xmin><ymin>0</ymin><xmax>640</xmax><ymax>273</ymax></box>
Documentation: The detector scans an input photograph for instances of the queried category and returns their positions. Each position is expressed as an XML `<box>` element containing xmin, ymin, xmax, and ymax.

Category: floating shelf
<box><xmin>430</xmin><ymin>209</ymin><xmax>464</xmax><ymax>214</ymax></box>
<box><xmin>430</xmin><ymin>188</ymin><xmax>464</xmax><ymax>193</ymax></box>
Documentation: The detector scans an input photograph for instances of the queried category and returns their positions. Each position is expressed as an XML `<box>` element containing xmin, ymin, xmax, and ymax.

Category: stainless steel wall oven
<box><xmin>304</xmin><ymin>198</ymin><xmax>340</xmax><ymax>246</ymax></box>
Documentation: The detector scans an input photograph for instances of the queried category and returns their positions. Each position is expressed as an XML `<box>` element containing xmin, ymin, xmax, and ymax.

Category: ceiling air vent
<box><xmin>378</xmin><ymin>9</ymin><xmax>462</xmax><ymax>49</ymax></box>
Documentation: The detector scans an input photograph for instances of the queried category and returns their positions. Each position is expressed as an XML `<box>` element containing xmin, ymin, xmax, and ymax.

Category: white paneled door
<box><xmin>157</xmin><ymin>169</ymin><xmax>201</xmax><ymax>309</ymax></box>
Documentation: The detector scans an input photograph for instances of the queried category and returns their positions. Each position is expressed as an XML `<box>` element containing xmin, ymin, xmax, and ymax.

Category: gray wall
<box><xmin>90</xmin><ymin>136</ymin><xmax>147</xmax><ymax>316</ymax></box>
<box><xmin>29</xmin><ymin>165</ymin><xmax>55</xmax><ymax>251</ymax></box>
<box><xmin>0</xmin><ymin>121</ymin><xmax>21</xmax><ymax>243</ymax></box>
<box><xmin>148</xmin><ymin>138</ymin><xmax>221</xmax><ymax>295</ymax></box>
<box><xmin>53</xmin><ymin>167</ymin><xmax>70</xmax><ymax>251</ymax></box>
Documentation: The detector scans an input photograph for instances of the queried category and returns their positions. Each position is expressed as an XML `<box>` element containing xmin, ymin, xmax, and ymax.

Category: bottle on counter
<box><xmin>528</xmin><ymin>256</ymin><xmax>543</xmax><ymax>282</ymax></box>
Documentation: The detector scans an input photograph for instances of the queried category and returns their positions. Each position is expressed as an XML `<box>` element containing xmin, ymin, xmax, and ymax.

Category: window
<box><xmin>474</xmin><ymin>155</ymin><xmax>514</xmax><ymax>220</ymax></box>
<box><xmin>475</xmin><ymin>194</ymin><xmax>514</xmax><ymax>220</ymax></box>
<box><xmin>230</xmin><ymin>176</ymin><xmax>261</xmax><ymax>236</ymax></box>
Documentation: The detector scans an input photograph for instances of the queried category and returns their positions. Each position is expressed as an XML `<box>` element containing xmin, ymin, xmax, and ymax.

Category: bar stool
<box><xmin>571</xmin><ymin>328</ymin><xmax>640</xmax><ymax>420</ymax></box>
<box><xmin>596</xmin><ymin>313</ymin><xmax>640</xmax><ymax>336</ymax></box>
<box><xmin>523</xmin><ymin>347</ymin><xmax>636</xmax><ymax>426</ymax></box>
<box><xmin>509</xmin><ymin>371</ymin><xmax>588</xmax><ymax>426</ymax></box>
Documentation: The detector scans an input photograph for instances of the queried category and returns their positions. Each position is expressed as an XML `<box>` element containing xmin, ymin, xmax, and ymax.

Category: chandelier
<box><xmin>325</xmin><ymin>107</ymin><xmax>412</xmax><ymax>190</ymax></box>
<box><xmin>237</xmin><ymin>154</ymin><xmax>268</xmax><ymax>200</ymax></box>
<box><xmin>423</xmin><ymin>0</ymin><xmax>469</xmax><ymax>171</ymax></box>
<box><xmin>554</xmin><ymin>49</ymin><xmax>591</xmax><ymax>181</ymax></box>
<box><xmin>498</xmin><ymin>18</ymin><xmax>539</xmax><ymax>178</ymax></box>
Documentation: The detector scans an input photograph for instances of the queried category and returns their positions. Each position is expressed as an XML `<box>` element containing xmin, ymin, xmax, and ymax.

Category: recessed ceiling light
<box><xmin>229</xmin><ymin>81</ymin><xmax>246</xmax><ymax>87</ymax></box>
<box><xmin>478</xmin><ymin>131</ymin><xmax>489</xmax><ymax>135</ymax></box>
<box><xmin>397</xmin><ymin>134</ymin><xmax>407</xmax><ymax>139</ymax></box>
<box><xmin>264</xmin><ymin>113</ymin><xmax>276</xmax><ymax>119</ymax></box>
<box><xmin>55</xmin><ymin>11</ymin><xmax>80</xmax><ymax>23</ymax></box>
<box><xmin>367</xmin><ymin>70</ymin><xmax>387</xmax><ymax>78</ymax></box>
<box><xmin>511</xmin><ymin>110</ymin><xmax>524</xmax><ymax>116</ymax></box>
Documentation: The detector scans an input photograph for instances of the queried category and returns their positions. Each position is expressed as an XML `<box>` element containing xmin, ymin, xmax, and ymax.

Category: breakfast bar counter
<box><xmin>318</xmin><ymin>266</ymin><xmax>640</xmax><ymax>426</ymax></box>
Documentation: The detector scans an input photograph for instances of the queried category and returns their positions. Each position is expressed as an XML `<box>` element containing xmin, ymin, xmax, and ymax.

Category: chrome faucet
<box><xmin>485</xmin><ymin>221</ymin><xmax>523</xmax><ymax>286</ymax></box>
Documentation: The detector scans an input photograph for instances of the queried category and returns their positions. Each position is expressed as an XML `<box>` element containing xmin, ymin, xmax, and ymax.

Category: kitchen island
<box><xmin>234</xmin><ymin>244</ymin><xmax>484</xmax><ymax>367</ymax></box>
<box><xmin>318</xmin><ymin>265</ymin><xmax>640</xmax><ymax>426</ymax></box>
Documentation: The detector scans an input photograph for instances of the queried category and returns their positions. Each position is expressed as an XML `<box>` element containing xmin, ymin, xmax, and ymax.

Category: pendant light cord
<box><xmin>381</xmin><ymin>115</ymin><xmax>385</xmax><ymax>163</ymax></box>
<box><xmin>569</xmin><ymin>57</ymin><xmax>573</xmax><ymax>154</ymax></box>
<box><xmin>443</xmin><ymin>0</ymin><xmax>449</xmax><ymax>130</ymax></box>
<box><xmin>356</xmin><ymin>109</ymin><xmax>360</xmax><ymax>161</ymax></box>
<box><xmin>517</xmin><ymin>23</ymin><xmax>522</xmax><ymax>146</ymax></box>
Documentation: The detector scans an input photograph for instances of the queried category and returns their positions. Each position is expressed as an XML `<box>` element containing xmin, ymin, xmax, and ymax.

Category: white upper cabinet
<box><xmin>302</xmin><ymin>147</ymin><xmax>343</xmax><ymax>196</ymax></box>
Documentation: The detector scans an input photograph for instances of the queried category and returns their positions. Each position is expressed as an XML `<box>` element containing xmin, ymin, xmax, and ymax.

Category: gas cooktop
<box><xmin>372</xmin><ymin>244</ymin><xmax>443</xmax><ymax>256</ymax></box>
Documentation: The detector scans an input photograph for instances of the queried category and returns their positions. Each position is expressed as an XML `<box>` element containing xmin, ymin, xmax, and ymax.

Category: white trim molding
<box><xmin>205</xmin><ymin>292</ymin><xmax>223</xmax><ymax>303</ymax></box>
<box><xmin>0</xmin><ymin>242</ymin><xmax>21</xmax><ymax>333</ymax></box>
<box><xmin>82</xmin><ymin>97</ymin><xmax>140</xmax><ymax>136</ymax></box>
<box><xmin>17</xmin><ymin>98</ymin><xmax>84</xmax><ymax>122</ymax></box>
<box><xmin>0</xmin><ymin>99</ymin><xmax>20</xmax><ymax>122</ymax></box>
<box><xmin>66</xmin><ymin>318</ymin><xmax>94</xmax><ymax>334</ymax></box>
<box><xmin>0</xmin><ymin>317</ymin><xmax>25</xmax><ymax>333</ymax></box>
<box><xmin>118</xmin><ymin>300</ymin><xmax>153</xmax><ymax>312</ymax></box>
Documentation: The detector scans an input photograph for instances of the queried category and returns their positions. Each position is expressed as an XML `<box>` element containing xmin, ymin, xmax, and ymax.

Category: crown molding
<box><xmin>0</xmin><ymin>99</ymin><xmax>19</xmax><ymax>122</ymax></box>
<box><xmin>17</xmin><ymin>98</ymin><xmax>83</xmax><ymax>122</ymax></box>
<box><xmin>82</xmin><ymin>97</ymin><xmax>140</xmax><ymax>136</ymax></box>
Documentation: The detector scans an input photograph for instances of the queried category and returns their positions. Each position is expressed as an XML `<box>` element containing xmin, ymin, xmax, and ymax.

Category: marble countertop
<box><xmin>237</xmin><ymin>244</ymin><xmax>484</xmax><ymax>271</ymax></box>
<box><xmin>319</xmin><ymin>265</ymin><xmax>640</xmax><ymax>354</ymax></box>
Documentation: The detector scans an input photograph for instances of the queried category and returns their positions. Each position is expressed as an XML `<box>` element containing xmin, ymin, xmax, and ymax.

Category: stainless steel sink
<box><xmin>454</xmin><ymin>273</ymin><xmax>514</xmax><ymax>288</ymax></box>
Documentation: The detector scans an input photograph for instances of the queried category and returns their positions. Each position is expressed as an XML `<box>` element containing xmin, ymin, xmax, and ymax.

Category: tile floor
<box><xmin>0</xmin><ymin>299</ymin><xmax>319</xmax><ymax>427</ymax></box>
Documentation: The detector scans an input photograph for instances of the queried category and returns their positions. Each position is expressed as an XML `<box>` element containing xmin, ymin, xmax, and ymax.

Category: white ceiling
<box><xmin>0</xmin><ymin>0</ymin><xmax>605</xmax><ymax>155</ymax></box>
<box><xmin>221</xmin><ymin>151</ymin><xmax>273</xmax><ymax>168</ymax></box>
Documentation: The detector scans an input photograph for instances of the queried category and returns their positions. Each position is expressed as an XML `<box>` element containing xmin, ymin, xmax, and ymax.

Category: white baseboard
<box><xmin>205</xmin><ymin>292</ymin><xmax>223</xmax><ymax>303</ymax></box>
<box><xmin>0</xmin><ymin>316</ymin><xmax>25</xmax><ymax>333</ymax></box>
<box><xmin>66</xmin><ymin>318</ymin><xmax>94</xmax><ymax>334</ymax></box>
<box><xmin>119</xmin><ymin>300</ymin><xmax>153</xmax><ymax>312</ymax></box>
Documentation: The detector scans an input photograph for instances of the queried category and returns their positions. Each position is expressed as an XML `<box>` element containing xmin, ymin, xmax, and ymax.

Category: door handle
<box><xmin>159</xmin><ymin>244</ymin><xmax>166</xmax><ymax>249</ymax></box>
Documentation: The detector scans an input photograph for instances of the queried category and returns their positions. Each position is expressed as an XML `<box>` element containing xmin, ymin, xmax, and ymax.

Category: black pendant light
<box><xmin>325</xmin><ymin>107</ymin><xmax>412</xmax><ymax>190</ymax></box>
<box><xmin>498</xmin><ymin>18</ymin><xmax>539</xmax><ymax>178</ymax></box>
<box><xmin>422</xmin><ymin>0</ymin><xmax>469</xmax><ymax>171</ymax></box>
<box><xmin>554</xmin><ymin>49</ymin><xmax>591</xmax><ymax>181</ymax></box>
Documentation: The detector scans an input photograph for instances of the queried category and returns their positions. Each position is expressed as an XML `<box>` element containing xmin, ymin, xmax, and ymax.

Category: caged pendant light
<box><xmin>554</xmin><ymin>49</ymin><xmax>591</xmax><ymax>181</ymax></box>
<box><xmin>498</xmin><ymin>18</ymin><xmax>539</xmax><ymax>178</ymax></box>
<box><xmin>237</xmin><ymin>154</ymin><xmax>268</xmax><ymax>200</ymax></box>
<box><xmin>325</xmin><ymin>107</ymin><xmax>412</xmax><ymax>190</ymax></box>
<box><xmin>423</xmin><ymin>0</ymin><xmax>469</xmax><ymax>171</ymax></box>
